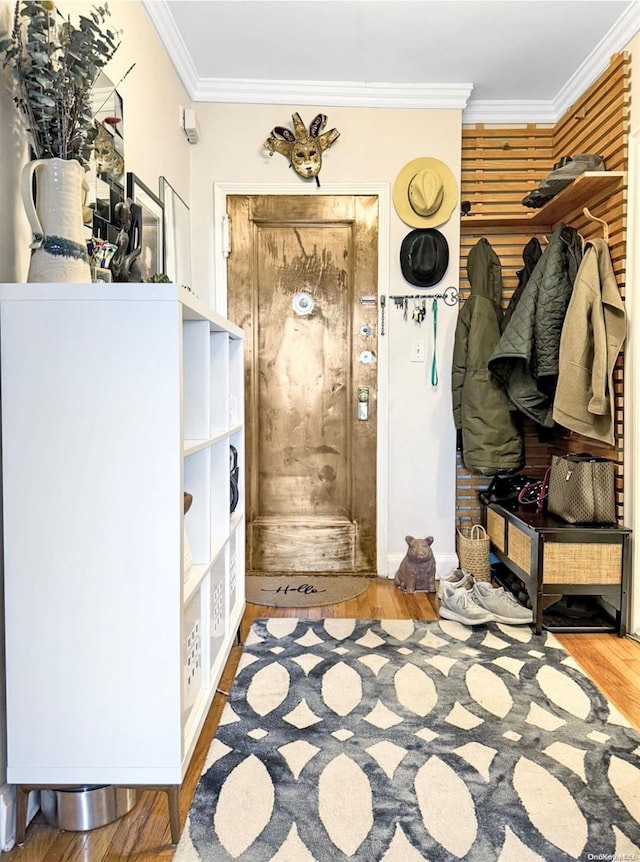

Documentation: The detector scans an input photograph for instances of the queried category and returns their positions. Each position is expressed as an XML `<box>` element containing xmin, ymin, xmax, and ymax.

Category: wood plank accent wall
<box><xmin>456</xmin><ymin>52</ymin><xmax>630</xmax><ymax>524</ymax></box>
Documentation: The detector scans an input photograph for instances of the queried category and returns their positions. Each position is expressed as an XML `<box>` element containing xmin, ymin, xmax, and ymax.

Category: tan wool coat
<box><xmin>552</xmin><ymin>238</ymin><xmax>626</xmax><ymax>445</ymax></box>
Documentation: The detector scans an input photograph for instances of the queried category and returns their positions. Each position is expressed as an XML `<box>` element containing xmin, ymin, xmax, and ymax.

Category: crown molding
<box><xmin>142</xmin><ymin>0</ymin><xmax>200</xmax><ymax>96</ymax></box>
<box><xmin>142</xmin><ymin>1</ymin><xmax>471</xmax><ymax>108</ymax></box>
<box><xmin>553</xmin><ymin>1</ymin><xmax>640</xmax><ymax>121</ymax></box>
<box><xmin>465</xmin><ymin>2</ymin><xmax>640</xmax><ymax>125</ymax></box>
<box><xmin>463</xmin><ymin>100</ymin><xmax>557</xmax><ymax>126</ymax></box>
<box><xmin>144</xmin><ymin>0</ymin><xmax>639</xmax><ymax>120</ymax></box>
<box><xmin>192</xmin><ymin>78</ymin><xmax>473</xmax><ymax>110</ymax></box>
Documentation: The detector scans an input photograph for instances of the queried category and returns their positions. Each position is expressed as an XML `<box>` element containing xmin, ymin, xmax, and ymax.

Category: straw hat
<box><xmin>393</xmin><ymin>157</ymin><xmax>458</xmax><ymax>228</ymax></box>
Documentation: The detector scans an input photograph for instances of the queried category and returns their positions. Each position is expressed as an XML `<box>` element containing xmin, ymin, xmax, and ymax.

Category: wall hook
<box><xmin>583</xmin><ymin>207</ymin><xmax>609</xmax><ymax>243</ymax></box>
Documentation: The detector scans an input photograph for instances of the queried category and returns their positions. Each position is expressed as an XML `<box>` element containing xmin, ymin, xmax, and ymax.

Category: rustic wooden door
<box><xmin>227</xmin><ymin>194</ymin><xmax>378</xmax><ymax>574</ymax></box>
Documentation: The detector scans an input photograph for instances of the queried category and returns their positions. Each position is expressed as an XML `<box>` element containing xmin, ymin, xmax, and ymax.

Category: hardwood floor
<box><xmin>3</xmin><ymin>577</ymin><xmax>639</xmax><ymax>860</ymax></box>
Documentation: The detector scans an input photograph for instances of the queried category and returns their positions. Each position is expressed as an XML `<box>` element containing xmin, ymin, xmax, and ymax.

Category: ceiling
<box><xmin>144</xmin><ymin>0</ymin><xmax>639</xmax><ymax>123</ymax></box>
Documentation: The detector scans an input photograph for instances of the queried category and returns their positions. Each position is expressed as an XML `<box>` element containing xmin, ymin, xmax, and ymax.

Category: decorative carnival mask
<box><xmin>264</xmin><ymin>112</ymin><xmax>340</xmax><ymax>184</ymax></box>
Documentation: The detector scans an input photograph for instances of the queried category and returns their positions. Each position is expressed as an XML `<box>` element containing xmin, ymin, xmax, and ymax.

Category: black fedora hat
<box><xmin>400</xmin><ymin>228</ymin><xmax>449</xmax><ymax>287</ymax></box>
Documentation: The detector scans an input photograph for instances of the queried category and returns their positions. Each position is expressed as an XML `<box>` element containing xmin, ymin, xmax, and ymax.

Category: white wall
<box><xmin>190</xmin><ymin>103</ymin><xmax>462</xmax><ymax>572</ymax></box>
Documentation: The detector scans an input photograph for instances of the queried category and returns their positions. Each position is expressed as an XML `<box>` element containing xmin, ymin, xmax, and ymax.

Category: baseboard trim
<box><xmin>386</xmin><ymin>552</ymin><xmax>458</xmax><ymax>580</ymax></box>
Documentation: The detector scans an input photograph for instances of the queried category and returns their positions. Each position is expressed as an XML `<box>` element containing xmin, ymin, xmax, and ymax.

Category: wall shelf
<box><xmin>460</xmin><ymin>171</ymin><xmax>625</xmax><ymax>231</ymax></box>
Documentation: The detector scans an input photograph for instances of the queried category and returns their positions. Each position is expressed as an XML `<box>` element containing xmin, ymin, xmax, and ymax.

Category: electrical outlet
<box><xmin>411</xmin><ymin>340</ymin><xmax>425</xmax><ymax>362</ymax></box>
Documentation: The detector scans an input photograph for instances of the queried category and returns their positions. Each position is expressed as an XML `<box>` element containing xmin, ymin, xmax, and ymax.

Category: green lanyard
<box><xmin>431</xmin><ymin>299</ymin><xmax>438</xmax><ymax>386</ymax></box>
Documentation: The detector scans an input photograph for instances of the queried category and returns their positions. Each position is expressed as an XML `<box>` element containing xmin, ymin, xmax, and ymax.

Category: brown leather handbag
<box><xmin>547</xmin><ymin>453</ymin><xmax>616</xmax><ymax>524</ymax></box>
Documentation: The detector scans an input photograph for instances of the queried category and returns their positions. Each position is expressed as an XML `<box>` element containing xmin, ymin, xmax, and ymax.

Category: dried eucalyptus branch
<box><xmin>0</xmin><ymin>1</ymin><xmax>120</xmax><ymax>167</ymax></box>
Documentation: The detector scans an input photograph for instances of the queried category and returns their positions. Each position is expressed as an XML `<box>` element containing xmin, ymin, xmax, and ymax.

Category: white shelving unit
<box><xmin>0</xmin><ymin>284</ymin><xmax>245</xmax><ymax>794</ymax></box>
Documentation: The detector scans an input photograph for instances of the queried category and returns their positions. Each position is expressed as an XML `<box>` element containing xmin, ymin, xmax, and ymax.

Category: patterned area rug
<box><xmin>175</xmin><ymin>619</ymin><xmax>640</xmax><ymax>861</ymax></box>
<box><xmin>245</xmin><ymin>575</ymin><xmax>370</xmax><ymax>607</ymax></box>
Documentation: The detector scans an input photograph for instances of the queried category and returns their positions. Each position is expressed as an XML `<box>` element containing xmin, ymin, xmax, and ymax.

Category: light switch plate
<box><xmin>411</xmin><ymin>340</ymin><xmax>425</xmax><ymax>362</ymax></box>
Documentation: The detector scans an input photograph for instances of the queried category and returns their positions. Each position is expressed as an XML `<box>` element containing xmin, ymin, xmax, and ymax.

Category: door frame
<box><xmin>213</xmin><ymin>182</ymin><xmax>390</xmax><ymax>577</ymax></box>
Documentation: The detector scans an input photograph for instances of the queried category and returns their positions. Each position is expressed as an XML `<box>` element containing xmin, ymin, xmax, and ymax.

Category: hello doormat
<box><xmin>245</xmin><ymin>575</ymin><xmax>370</xmax><ymax>607</ymax></box>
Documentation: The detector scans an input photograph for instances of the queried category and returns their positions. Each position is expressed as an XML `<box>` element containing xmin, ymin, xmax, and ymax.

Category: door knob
<box><xmin>357</xmin><ymin>387</ymin><xmax>369</xmax><ymax>420</ymax></box>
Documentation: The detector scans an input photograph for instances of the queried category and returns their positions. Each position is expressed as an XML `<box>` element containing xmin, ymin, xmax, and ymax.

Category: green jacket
<box><xmin>488</xmin><ymin>225</ymin><xmax>582</xmax><ymax>427</ymax></box>
<box><xmin>452</xmin><ymin>238</ymin><xmax>524</xmax><ymax>475</ymax></box>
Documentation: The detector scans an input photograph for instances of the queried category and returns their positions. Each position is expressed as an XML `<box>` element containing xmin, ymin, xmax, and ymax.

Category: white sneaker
<box><xmin>439</xmin><ymin>581</ymin><xmax>496</xmax><ymax>625</ymax></box>
<box><xmin>436</xmin><ymin>567</ymin><xmax>474</xmax><ymax>599</ymax></box>
<box><xmin>472</xmin><ymin>581</ymin><xmax>533</xmax><ymax>625</ymax></box>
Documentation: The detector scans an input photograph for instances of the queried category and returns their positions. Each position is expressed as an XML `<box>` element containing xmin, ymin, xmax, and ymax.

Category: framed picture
<box><xmin>126</xmin><ymin>172</ymin><xmax>164</xmax><ymax>281</ymax></box>
<box><xmin>160</xmin><ymin>176</ymin><xmax>192</xmax><ymax>290</ymax></box>
<box><xmin>109</xmin><ymin>179</ymin><xmax>125</xmax><ymax>216</ymax></box>
<box><xmin>94</xmin><ymin>176</ymin><xmax>111</xmax><ymax>221</ymax></box>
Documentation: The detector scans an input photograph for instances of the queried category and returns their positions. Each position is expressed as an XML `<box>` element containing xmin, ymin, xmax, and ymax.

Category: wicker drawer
<box><xmin>543</xmin><ymin>542</ymin><xmax>622</xmax><ymax>585</ymax></box>
<box><xmin>507</xmin><ymin>523</ymin><xmax>532</xmax><ymax>576</ymax></box>
<box><xmin>486</xmin><ymin>508</ymin><xmax>505</xmax><ymax>552</ymax></box>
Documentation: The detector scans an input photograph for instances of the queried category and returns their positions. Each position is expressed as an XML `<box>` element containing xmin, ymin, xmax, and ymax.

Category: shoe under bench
<box><xmin>482</xmin><ymin>503</ymin><xmax>631</xmax><ymax>636</ymax></box>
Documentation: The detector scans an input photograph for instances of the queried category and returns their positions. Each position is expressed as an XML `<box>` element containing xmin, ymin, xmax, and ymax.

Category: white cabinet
<box><xmin>0</xmin><ymin>284</ymin><xmax>245</xmax><ymax>787</ymax></box>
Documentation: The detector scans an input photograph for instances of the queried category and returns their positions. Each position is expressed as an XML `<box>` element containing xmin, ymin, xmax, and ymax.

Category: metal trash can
<box><xmin>41</xmin><ymin>785</ymin><xmax>139</xmax><ymax>831</ymax></box>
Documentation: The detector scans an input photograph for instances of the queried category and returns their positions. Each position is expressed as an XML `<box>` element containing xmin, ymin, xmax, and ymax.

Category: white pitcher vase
<box><xmin>21</xmin><ymin>157</ymin><xmax>92</xmax><ymax>283</ymax></box>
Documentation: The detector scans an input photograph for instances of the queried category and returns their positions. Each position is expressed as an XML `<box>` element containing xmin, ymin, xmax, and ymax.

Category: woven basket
<box><xmin>456</xmin><ymin>520</ymin><xmax>491</xmax><ymax>582</ymax></box>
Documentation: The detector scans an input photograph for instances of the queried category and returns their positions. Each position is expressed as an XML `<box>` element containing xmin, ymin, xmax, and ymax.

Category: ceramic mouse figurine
<box><xmin>394</xmin><ymin>535</ymin><xmax>437</xmax><ymax>594</ymax></box>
